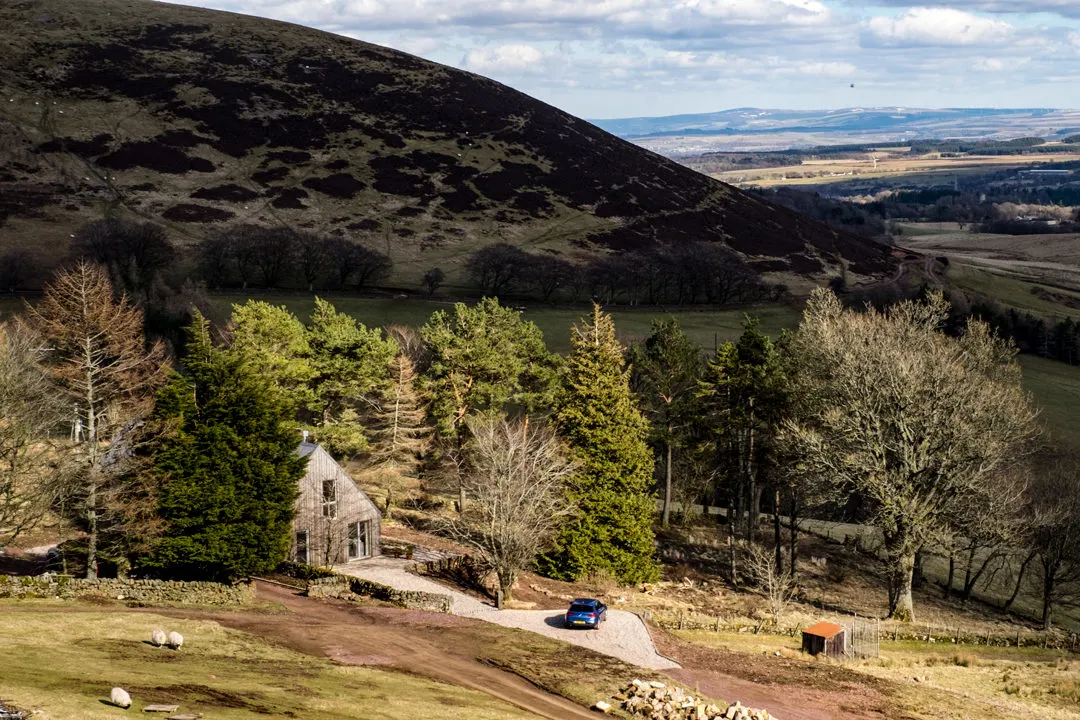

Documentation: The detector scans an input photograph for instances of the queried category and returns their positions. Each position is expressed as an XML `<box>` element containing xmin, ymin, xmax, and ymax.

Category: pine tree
<box><xmin>149</xmin><ymin>312</ymin><xmax>305</xmax><ymax>581</ymax></box>
<box><xmin>369</xmin><ymin>349</ymin><xmax>430</xmax><ymax>510</ymax></box>
<box><xmin>630</xmin><ymin>319</ymin><xmax>704</xmax><ymax>528</ymax></box>
<box><xmin>537</xmin><ymin>304</ymin><xmax>659</xmax><ymax>584</ymax></box>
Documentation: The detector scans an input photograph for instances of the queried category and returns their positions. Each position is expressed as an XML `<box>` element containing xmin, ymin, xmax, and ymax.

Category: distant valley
<box><xmin>592</xmin><ymin>107</ymin><xmax>1080</xmax><ymax>155</ymax></box>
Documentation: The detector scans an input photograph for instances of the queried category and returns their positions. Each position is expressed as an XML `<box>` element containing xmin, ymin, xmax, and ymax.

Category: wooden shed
<box><xmin>291</xmin><ymin>442</ymin><xmax>381</xmax><ymax>567</ymax></box>
<box><xmin>802</xmin><ymin>621</ymin><xmax>845</xmax><ymax>658</ymax></box>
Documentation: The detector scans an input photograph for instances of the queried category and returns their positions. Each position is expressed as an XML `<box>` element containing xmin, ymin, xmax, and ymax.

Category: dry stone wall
<box><xmin>0</xmin><ymin>574</ymin><xmax>254</xmax><ymax>605</ymax></box>
<box><xmin>603</xmin><ymin>680</ymin><xmax>777</xmax><ymax>720</ymax></box>
<box><xmin>305</xmin><ymin>574</ymin><xmax>452</xmax><ymax>613</ymax></box>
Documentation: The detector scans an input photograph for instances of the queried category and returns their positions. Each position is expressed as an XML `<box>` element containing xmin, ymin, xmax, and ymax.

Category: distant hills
<box><xmin>0</xmin><ymin>0</ymin><xmax>892</xmax><ymax>291</ymax></box>
<box><xmin>592</xmin><ymin>108</ymin><xmax>1080</xmax><ymax>155</ymax></box>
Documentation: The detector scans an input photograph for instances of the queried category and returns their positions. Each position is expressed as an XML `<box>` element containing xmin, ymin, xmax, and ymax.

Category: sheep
<box><xmin>166</xmin><ymin>631</ymin><xmax>184</xmax><ymax>650</ymax></box>
<box><xmin>150</xmin><ymin>629</ymin><xmax>167</xmax><ymax>647</ymax></box>
<box><xmin>109</xmin><ymin>687</ymin><xmax>131</xmax><ymax>708</ymax></box>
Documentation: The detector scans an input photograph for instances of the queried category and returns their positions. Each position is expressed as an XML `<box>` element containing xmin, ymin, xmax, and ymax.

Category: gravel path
<box><xmin>340</xmin><ymin>557</ymin><xmax>679</xmax><ymax>670</ymax></box>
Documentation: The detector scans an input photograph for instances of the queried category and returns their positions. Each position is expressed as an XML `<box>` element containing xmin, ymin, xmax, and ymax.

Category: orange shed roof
<box><xmin>803</xmin><ymin>621</ymin><xmax>843</xmax><ymax>639</ymax></box>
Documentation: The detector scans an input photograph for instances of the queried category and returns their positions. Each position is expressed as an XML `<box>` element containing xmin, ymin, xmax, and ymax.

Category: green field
<box><xmin>1020</xmin><ymin>354</ymin><xmax>1080</xmax><ymax>449</ymax></box>
<box><xmin>947</xmin><ymin>265</ymin><xmax>1080</xmax><ymax>320</ymax></box>
<box><xmin>206</xmin><ymin>294</ymin><xmax>803</xmax><ymax>355</ymax></box>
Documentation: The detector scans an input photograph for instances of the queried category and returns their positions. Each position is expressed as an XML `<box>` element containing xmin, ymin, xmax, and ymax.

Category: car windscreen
<box><xmin>569</xmin><ymin>604</ymin><xmax>596</xmax><ymax>613</ymax></box>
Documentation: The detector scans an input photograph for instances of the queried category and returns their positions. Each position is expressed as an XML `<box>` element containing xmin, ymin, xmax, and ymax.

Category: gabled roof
<box><xmin>297</xmin><ymin>441</ymin><xmax>319</xmax><ymax>459</ymax></box>
<box><xmin>803</xmin><ymin>621</ymin><xmax>843</xmax><ymax>639</ymax></box>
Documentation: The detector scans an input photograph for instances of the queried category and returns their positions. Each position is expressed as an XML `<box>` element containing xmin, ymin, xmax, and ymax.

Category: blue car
<box><xmin>565</xmin><ymin>598</ymin><xmax>607</xmax><ymax>629</ymax></box>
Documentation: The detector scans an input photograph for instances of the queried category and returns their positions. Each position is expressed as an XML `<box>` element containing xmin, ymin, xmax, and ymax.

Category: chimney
<box><xmin>301</xmin><ymin>429</ymin><xmax>309</xmax><ymax>443</ymax></box>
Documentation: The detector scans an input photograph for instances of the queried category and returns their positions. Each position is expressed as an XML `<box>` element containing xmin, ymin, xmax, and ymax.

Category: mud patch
<box><xmin>162</xmin><ymin>203</ymin><xmax>235</xmax><ymax>222</ymax></box>
<box><xmin>133</xmin><ymin>684</ymin><xmax>274</xmax><ymax>714</ymax></box>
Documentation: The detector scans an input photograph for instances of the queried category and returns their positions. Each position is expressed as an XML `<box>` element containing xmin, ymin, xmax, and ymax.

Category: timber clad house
<box><xmin>292</xmin><ymin>441</ymin><xmax>381</xmax><ymax>566</ymax></box>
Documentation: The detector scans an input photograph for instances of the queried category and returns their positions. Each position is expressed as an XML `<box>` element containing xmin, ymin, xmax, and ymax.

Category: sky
<box><xmin>170</xmin><ymin>0</ymin><xmax>1080</xmax><ymax>119</ymax></box>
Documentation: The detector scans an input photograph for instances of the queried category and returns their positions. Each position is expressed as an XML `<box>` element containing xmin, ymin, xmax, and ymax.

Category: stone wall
<box><xmin>304</xmin><ymin>574</ymin><xmax>452</xmax><ymax>613</ymax></box>
<box><xmin>0</xmin><ymin>574</ymin><xmax>254</xmax><ymax>606</ymax></box>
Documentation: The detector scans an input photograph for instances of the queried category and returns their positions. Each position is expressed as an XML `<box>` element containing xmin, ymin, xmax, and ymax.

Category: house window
<box><xmin>295</xmin><ymin>531</ymin><xmax>309</xmax><ymax>564</ymax></box>
<box><xmin>322</xmin><ymin>479</ymin><xmax>337</xmax><ymax>518</ymax></box>
<box><xmin>348</xmin><ymin>521</ymin><xmax>369</xmax><ymax>560</ymax></box>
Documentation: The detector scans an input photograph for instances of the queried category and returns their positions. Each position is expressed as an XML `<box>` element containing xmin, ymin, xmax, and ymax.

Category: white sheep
<box><xmin>166</xmin><ymin>631</ymin><xmax>184</xmax><ymax>650</ymax></box>
<box><xmin>150</xmin><ymin>629</ymin><xmax>167</xmax><ymax>647</ymax></box>
<box><xmin>110</xmin><ymin>687</ymin><xmax>131</xmax><ymax>708</ymax></box>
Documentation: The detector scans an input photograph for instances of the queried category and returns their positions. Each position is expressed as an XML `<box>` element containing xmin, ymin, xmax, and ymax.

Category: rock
<box><xmin>166</xmin><ymin>715</ymin><xmax>202</xmax><ymax>720</ymax></box>
<box><xmin>110</xmin><ymin>687</ymin><xmax>132</xmax><ymax>709</ymax></box>
<box><xmin>166</xmin><ymin>631</ymin><xmax>183</xmax><ymax>649</ymax></box>
<box><xmin>648</xmin><ymin>681</ymin><xmax>666</xmax><ymax>689</ymax></box>
<box><xmin>593</xmin><ymin>700</ymin><xmax>612</xmax><ymax>713</ymax></box>
<box><xmin>143</xmin><ymin>705</ymin><xmax>179</xmax><ymax>713</ymax></box>
<box><xmin>150</xmin><ymin>629</ymin><xmax>167</xmax><ymax>647</ymax></box>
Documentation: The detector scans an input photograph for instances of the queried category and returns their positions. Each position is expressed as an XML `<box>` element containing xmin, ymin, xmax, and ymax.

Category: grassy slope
<box><xmin>675</xmin><ymin>630</ymin><xmax>1080</xmax><ymax>720</ymax></box>
<box><xmin>0</xmin><ymin>606</ymin><xmax>538</xmax><ymax>720</ymax></box>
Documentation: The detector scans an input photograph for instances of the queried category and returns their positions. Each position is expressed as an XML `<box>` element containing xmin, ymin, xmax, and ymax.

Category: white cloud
<box><xmin>864</xmin><ymin>8</ymin><xmax>1014</xmax><ymax>47</ymax></box>
<box><xmin>464</xmin><ymin>44</ymin><xmax>549</xmax><ymax>74</ymax></box>
<box><xmin>973</xmin><ymin>57</ymin><xmax>1007</xmax><ymax>71</ymax></box>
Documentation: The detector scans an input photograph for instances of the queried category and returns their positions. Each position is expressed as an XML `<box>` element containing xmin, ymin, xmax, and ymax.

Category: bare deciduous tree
<box><xmin>745</xmin><ymin>542</ymin><xmax>797</xmax><ymax>625</ymax></box>
<box><xmin>1027</xmin><ymin>454</ymin><xmax>1080</xmax><ymax>630</ymax></box>
<box><xmin>0</xmin><ymin>323</ymin><xmax>65</xmax><ymax>546</ymax></box>
<box><xmin>443</xmin><ymin>415</ymin><xmax>577</xmax><ymax>601</ymax></box>
<box><xmin>25</xmin><ymin>262</ymin><xmax>168</xmax><ymax>578</ymax></box>
<box><xmin>783</xmin><ymin>289</ymin><xmax>1038</xmax><ymax>622</ymax></box>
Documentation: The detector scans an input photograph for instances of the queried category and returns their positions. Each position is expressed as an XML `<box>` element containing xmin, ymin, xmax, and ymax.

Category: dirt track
<box><xmin>164</xmin><ymin>582</ymin><xmax>597</xmax><ymax>720</ymax></box>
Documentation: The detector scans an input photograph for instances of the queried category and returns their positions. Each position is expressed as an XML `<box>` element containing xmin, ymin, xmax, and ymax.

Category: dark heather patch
<box><xmin>511</xmin><ymin>191</ymin><xmax>553</xmax><ymax>217</ymax></box>
<box><xmin>127</xmin><ymin>183</ymin><xmax>157</xmax><ymax>191</ymax></box>
<box><xmin>395</xmin><ymin>206</ymin><xmax>424</xmax><ymax>218</ymax></box>
<box><xmin>750</xmin><ymin>259</ymin><xmax>789</xmax><ymax>272</ymax></box>
<box><xmin>301</xmin><ymin>173</ymin><xmax>366</xmax><ymax>198</ymax></box>
<box><xmin>787</xmin><ymin>253</ymin><xmax>824</xmax><ymax>273</ymax></box>
<box><xmin>472</xmin><ymin>162</ymin><xmax>547</xmax><ymax>203</ymax></box>
<box><xmin>347</xmin><ymin>219</ymin><xmax>380</xmax><ymax>231</ymax></box>
<box><xmin>162</xmin><ymin>203</ymin><xmax>235</xmax><ymax>222</ymax></box>
<box><xmin>157</xmin><ymin>129</ymin><xmax>206</xmax><ymax>148</ymax></box>
<box><xmin>138</xmin><ymin>23</ymin><xmax>210</xmax><ymax>50</ymax></box>
<box><xmin>271</xmin><ymin>187</ymin><xmax>308</xmax><ymax>209</ymax></box>
<box><xmin>252</xmin><ymin>167</ymin><xmax>289</xmax><ymax>185</ymax></box>
<box><xmin>36</xmin><ymin>133</ymin><xmax>113</xmax><ymax>156</ymax></box>
<box><xmin>192</xmin><ymin>184</ymin><xmax>260</xmax><ymax>202</ymax></box>
<box><xmin>440</xmin><ymin>188</ymin><xmax>482</xmax><ymax>213</ymax></box>
<box><xmin>394</xmin><ymin>227</ymin><xmax>415</xmax><ymax>237</ymax></box>
<box><xmin>594</xmin><ymin>199</ymin><xmax>638</xmax><ymax>219</ymax></box>
<box><xmin>97</xmin><ymin>142</ymin><xmax>214</xmax><ymax>174</ymax></box>
<box><xmin>369</xmin><ymin>157</ymin><xmax>435</xmax><ymax>198</ymax></box>
<box><xmin>325</xmin><ymin>159</ymin><xmax>348</xmax><ymax>170</ymax></box>
<box><xmin>266</xmin><ymin>149</ymin><xmax>312</xmax><ymax>165</ymax></box>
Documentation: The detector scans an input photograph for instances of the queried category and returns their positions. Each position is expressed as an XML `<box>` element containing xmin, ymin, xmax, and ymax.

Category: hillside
<box><xmin>0</xmin><ymin>0</ymin><xmax>891</xmax><ymax>289</ymax></box>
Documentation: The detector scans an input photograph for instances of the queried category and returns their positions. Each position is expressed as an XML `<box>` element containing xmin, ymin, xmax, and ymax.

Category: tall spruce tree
<box><xmin>150</xmin><ymin>312</ymin><xmax>304</xmax><ymax>581</ymax></box>
<box><xmin>537</xmin><ymin>305</ymin><xmax>659</xmax><ymax>583</ymax></box>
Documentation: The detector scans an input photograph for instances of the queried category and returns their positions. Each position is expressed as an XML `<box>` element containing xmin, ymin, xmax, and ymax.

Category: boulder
<box><xmin>144</xmin><ymin>705</ymin><xmax>180</xmax><ymax>713</ymax></box>
<box><xmin>593</xmin><ymin>700</ymin><xmax>612</xmax><ymax>713</ymax></box>
<box><xmin>109</xmin><ymin>687</ymin><xmax>131</xmax><ymax>709</ymax></box>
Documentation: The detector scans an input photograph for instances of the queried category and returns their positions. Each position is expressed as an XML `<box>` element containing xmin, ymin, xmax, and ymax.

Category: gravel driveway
<box><xmin>340</xmin><ymin>557</ymin><xmax>679</xmax><ymax>670</ymax></box>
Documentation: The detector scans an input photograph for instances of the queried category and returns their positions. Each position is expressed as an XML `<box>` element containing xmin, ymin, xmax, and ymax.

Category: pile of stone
<box><xmin>596</xmin><ymin>679</ymin><xmax>777</xmax><ymax>720</ymax></box>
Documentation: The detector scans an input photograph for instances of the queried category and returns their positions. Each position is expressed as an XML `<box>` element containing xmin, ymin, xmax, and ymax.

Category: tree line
<box><xmin>3</xmin><ymin>260</ymin><xmax>1077</xmax><ymax>629</ymax></box>
<box><xmin>0</xmin><ymin>218</ymin><xmax>783</xmax><ymax>308</ymax></box>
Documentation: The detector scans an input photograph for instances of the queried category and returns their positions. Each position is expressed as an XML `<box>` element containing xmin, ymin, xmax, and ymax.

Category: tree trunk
<box><xmin>773</xmin><ymin>487</ymin><xmax>782</xmax><ymax>575</ymax></box>
<box><xmin>661</xmin><ymin>433</ymin><xmax>672</xmax><ymax>528</ymax></box>
<box><xmin>788</xmin><ymin>490</ymin><xmax>798</xmax><ymax>580</ymax></box>
<box><xmin>84</xmin><ymin>355</ymin><xmax>98</xmax><ymax>580</ymax></box>
<box><xmin>961</xmin><ymin>544</ymin><xmax>977</xmax><ymax>603</ymax></box>
<box><xmin>85</xmin><ymin>483</ymin><xmax>98</xmax><ymax>580</ymax></box>
<box><xmin>1042</xmin><ymin>558</ymin><xmax>1057</xmax><ymax>631</ymax></box>
<box><xmin>1004</xmin><ymin>549</ymin><xmax>1036</xmax><ymax>612</ymax></box>
<box><xmin>728</xmin><ymin>493</ymin><xmax>737</xmax><ymax>587</ymax></box>
<box><xmin>962</xmin><ymin>549</ymin><xmax>996</xmax><ymax>602</ymax></box>
<box><xmin>889</xmin><ymin>552</ymin><xmax>916</xmax><ymax>622</ymax></box>
<box><xmin>944</xmin><ymin>554</ymin><xmax>954</xmax><ymax>599</ymax></box>
<box><xmin>745</xmin><ymin>404</ymin><xmax>755</xmax><ymax>543</ymax></box>
<box><xmin>456</xmin><ymin>434</ymin><xmax>466</xmax><ymax>513</ymax></box>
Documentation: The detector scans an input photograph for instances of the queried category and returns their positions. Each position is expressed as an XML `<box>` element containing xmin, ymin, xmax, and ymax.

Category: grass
<box><xmin>672</xmin><ymin>630</ymin><xmax>1080</xmax><ymax>720</ymax></box>
<box><xmin>947</xmin><ymin>265</ymin><xmax>1080</xmax><ymax>320</ymax></box>
<box><xmin>1020</xmin><ymin>354</ymin><xmax>1080</xmax><ymax>449</ymax></box>
<box><xmin>0</xmin><ymin>606</ymin><xmax>538</xmax><ymax>720</ymax></box>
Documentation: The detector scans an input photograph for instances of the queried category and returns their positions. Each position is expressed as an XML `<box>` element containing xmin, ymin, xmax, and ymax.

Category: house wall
<box><xmin>291</xmin><ymin>445</ymin><xmax>381</xmax><ymax>566</ymax></box>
